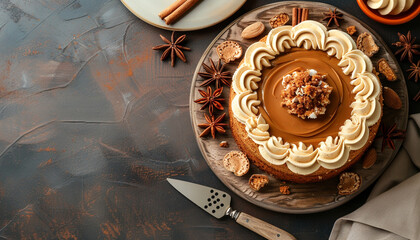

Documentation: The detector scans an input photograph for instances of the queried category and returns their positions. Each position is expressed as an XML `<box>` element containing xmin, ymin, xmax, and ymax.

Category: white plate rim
<box><xmin>120</xmin><ymin>0</ymin><xmax>247</xmax><ymax>31</ymax></box>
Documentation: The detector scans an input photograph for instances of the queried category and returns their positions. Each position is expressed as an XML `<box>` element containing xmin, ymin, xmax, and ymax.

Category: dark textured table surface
<box><xmin>0</xmin><ymin>0</ymin><xmax>418</xmax><ymax>239</ymax></box>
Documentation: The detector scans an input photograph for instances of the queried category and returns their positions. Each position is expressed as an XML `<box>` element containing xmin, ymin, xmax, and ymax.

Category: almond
<box><xmin>241</xmin><ymin>21</ymin><xmax>265</xmax><ymax>39</ymax></box>
<box><xmin>362</xmin><ymin>148</ymin><xmax>377</xmax><ymax>169</ymax></box>
<box><xmin>383</xmin><ymin>86</ymin><xmax>402</xmax><ymax>109</ymax></box>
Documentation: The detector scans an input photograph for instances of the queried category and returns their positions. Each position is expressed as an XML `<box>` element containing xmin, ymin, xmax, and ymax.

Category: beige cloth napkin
<box><xmin>330</xmin><ymin>114</ymin><xmax>420</xmax><ymax>240</ymax></box>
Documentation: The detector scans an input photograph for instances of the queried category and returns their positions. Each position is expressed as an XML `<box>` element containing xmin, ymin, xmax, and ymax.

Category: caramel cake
<box><xmin>229</xmin><ymin>21</ymin><xmax>382</xmax><ymax>183</ymax></box>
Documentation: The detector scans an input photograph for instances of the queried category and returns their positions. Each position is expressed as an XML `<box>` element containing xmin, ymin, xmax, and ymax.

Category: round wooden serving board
<box><xmin>189</xmin><ymin>1</ymin><xmax>408</xmax><ymax>213</ymax></box>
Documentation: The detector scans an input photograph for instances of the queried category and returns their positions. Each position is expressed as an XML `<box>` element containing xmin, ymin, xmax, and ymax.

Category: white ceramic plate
<box><xmin>120</xmin><ymin>0</ymin><xmax>247</xmax><ymax>31</ymax></box>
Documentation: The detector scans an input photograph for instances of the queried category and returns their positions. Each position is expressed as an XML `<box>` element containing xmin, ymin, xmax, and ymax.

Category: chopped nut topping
<box><xmin>248</xmin><ymin>174</ymin><xmax>269</xmax><ymax>191</ymax></box>
<box><xmin>280</xmin><ymin>69</ymin><xmax>333</xmax><ymax>119</ymax></box>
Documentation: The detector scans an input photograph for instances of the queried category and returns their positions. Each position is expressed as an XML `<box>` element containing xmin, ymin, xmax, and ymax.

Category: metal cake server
<box><xmin>167</xmin><ymin>178</ymin><xmax>296</xmax><ymax>240</ymax></box>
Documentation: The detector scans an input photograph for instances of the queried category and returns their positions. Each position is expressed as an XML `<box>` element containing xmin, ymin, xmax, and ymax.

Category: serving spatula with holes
<box><xmin>167</xmin><ymin>178</ymin><xmax>296</xmax><ymax>240</ymax></box>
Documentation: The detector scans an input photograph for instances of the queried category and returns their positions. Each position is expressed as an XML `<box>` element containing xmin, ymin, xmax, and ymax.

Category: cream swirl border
<box><xmin>231</xmin><ymin>20</ymin><xmax>382</xmax><ymax>175</ymax></box>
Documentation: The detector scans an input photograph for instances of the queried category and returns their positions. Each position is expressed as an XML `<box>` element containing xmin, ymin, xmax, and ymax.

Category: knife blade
<box><xmin>167</xmin><ymin>178</ymin><xmax>296</xmax><ymax>240</ymax></box>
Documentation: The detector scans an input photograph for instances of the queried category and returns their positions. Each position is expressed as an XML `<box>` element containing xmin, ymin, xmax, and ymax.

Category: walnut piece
<box><xmin>346</xmin><ymin>26</ymin><xmax>357</xmax><ymax>36</ymax></box>
<box><xmin>248</xmin><ymin>174</ymin><xmax>269</xmax><ymax>191</ymax></box>
<box><xmin>281</xmin><ymin>69</ymin><xmax>333</xmax><ymax>119</ymax></box>
<box><xmin>357</xmin><ymin>32</ymin><xmax>379</xmax><ymax>57</ymax></box>
<box><xmin>269</xmin><ymin>13</ymin><xmax>289</xmax><ymax>28</ymax></box>
<box><xmin>223</xmin><ymin>151</ymin><xmax>249</xmax><ymax>176</ymax></box>
<box><xmin>338</xmin><ymin>172</ymin><xmax>361</xmax><ymax>195</ymax></box>
<box><xmin>216</xmin><ymin>41</ymin><xmax>243</xmax><ymax>63</ymax></box>
<box><xmin>378</xmin><ymin>58</ymin><xmax>397</xmax><ymax>81</ymax></box>
<box><xmin>279</xmin><ymin>185</ymin><xmax>291</xmax><ymax>195</ymax></box>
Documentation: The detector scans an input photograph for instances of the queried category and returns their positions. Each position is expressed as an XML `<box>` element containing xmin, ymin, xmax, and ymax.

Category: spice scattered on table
<box><xmin>407</xmin><ymin>60</ymin><xmax>420</xmax><ymax>82</ymax></box>
<box><xmin>152</xmin><ymin>31</ymin><xmax>190</xmax><ymax>67</ymax></box>
<box><xmin>322</xmin><ymin>8</ymin><xmax>343</xmax><ymax>27</ymax></box>
<box><xmin>216</xmin><ymin>41</ymin><xmax>243</xmax><ymax>63</ymax></box>
<box><xmin>378</xmin><ymin>58</ymin><xmax>397</xmax><ymax>81</ymax></box>
<box><xmin>158</xmin><ymin>0</ymin><xmax>199</xmax><ymax>25</ymax></box>
<box><xmin>194</xmin><ymin>86</ymin><xmax>224</xmax><ymax>115</ymax></box>
<box><xmin>392</xmin><ymin>31</ymin><xmax>420</xmax><ymax>63</ymax></box>
<box><xmin>380</xmin><ymin>123</ymin><xmax>406</xmax><ymax>151</ymax></box>
<box><xmin>198</xmin><ymin>113</ymin><xmax>228</xmax><ymax>139</ymax></box>
<box><xmin>198</xmin><ymin>58</ymin><xmax>232</xmax><ymax>88</ymax></box>
<box><xmin>270</xmin><ymin>13</ymin><xmax>290</xmax><ymax>28</ymax></box>
<box><xmin>357</xmin><ymin>32</ymin><xmax>379</xmax><ymax>57</ymax></box>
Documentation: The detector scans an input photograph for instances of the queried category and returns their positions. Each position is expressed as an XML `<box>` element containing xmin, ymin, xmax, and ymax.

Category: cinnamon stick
<box><xmin>302</xmin><ymin>8</ymin><xmax>309</xmax><ymax>21</ymax></box>
<box><xmin>158</xmin><ymin>0</ymin><xmax>187</xmax><ymax>19</ymax></box>
<box><xmin>164</xmin><ymin>0</ymin><xmax>199</xmax><ymax>25</ymax></box>
<box><xmin>292</xmin><ymin>8</ymin><xmax>298</xmax><ymax>26</ymax></box>
<box><xmin>297</xmin><ymin>8</ymin><xmax>302</xmax><ymax>24</ymax></box>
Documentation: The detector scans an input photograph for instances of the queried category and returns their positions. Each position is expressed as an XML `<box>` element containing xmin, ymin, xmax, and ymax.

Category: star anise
<box><xmin>380</xmin><ymin>123</ymin><xmax>406</xmax><ymax>152</ymax></box>
<box><xmin>392</xmin><ymin>31</ymin><xmax>420</xmax><ymax>63</ymax></box>
<box><xmin>198</xmin><ymin>58</ymin><xmax>232</xmax><ymax>89</ymax></box>
<box><xmin>198</xmin><ymin>113</ymin><xmax>228</xmax><ymax>139</ymax></box>
<box><xmin>194</xmin><ymin>86</ymin><xmax>224</xmax><ymax>115</ymax></box>
<box><xmin>322</xmin><ymin>8</ymin><xmax>343</xmax><ymax>27</ymax></box>
<box><xmin>407</xmin><ymin>60</ymin><xmax>420</xmax><ymax>82</ymax></box>
<box><xmin>152</xmin><ymin>31</ymin><xmax>190</xmax><ymax>67</ymax></box>
<box><xmin>414</xmin><ymin>90</ymin><xmax>420</xmax><ymax>102</ymax></box>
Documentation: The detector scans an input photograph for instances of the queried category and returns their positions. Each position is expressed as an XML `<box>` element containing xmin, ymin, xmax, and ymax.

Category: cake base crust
<box><xmin>229</xmin><ymin>89</ymin><xmax>382</xmax><ymax>183</ymax></box>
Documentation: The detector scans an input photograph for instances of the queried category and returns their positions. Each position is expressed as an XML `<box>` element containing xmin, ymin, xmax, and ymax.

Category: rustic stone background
<box><xmin>0</xmin><ymin>0</ymin><xmax>418</xmax><ymax>239</ymax></box>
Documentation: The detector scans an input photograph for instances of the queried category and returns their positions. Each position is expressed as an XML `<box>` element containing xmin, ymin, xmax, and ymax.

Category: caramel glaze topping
<box><xmin>257</xmin><ymin>48</ymin><xmax>355</xmax><ymax>147</ymax></box>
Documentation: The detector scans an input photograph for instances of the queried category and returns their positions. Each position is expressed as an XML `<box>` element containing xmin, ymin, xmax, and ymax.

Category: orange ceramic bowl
<box><xmin>357</xmin><ymin>0</ymin><xmax>420</xmax><ymax>25</ymax></box>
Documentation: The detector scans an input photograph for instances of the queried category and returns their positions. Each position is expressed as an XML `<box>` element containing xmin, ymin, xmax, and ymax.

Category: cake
<box><xmin>229</xmin><ymin>21</ymin><xmax>382</xmax><ymax>183</ymax></box>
